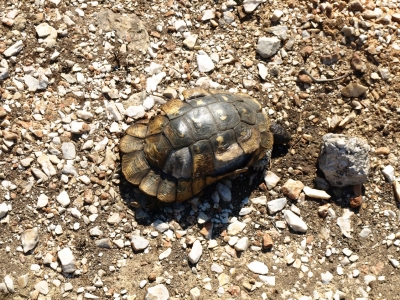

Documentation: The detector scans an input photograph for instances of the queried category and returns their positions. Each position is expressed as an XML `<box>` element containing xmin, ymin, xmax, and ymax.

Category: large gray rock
<box><xmin>96</xmin><ymin>10</ymin><xmax>149</xmax><ymax>52</ymax></box>
<box><xmin>257</xmin><ymin>36</ymin><xmax>281</xmax><ymax>58</ymax></box>
<box><xmin>319</xmin><ymin>134</ymin><xmax>370</xmax><ymax>187</ymax></box>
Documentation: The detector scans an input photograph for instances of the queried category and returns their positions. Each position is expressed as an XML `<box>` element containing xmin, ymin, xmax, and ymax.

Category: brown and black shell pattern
<box><xmin>120</xmin><ymin>89</ymin><xmax>274</xmax><ymax>203</ymax></box>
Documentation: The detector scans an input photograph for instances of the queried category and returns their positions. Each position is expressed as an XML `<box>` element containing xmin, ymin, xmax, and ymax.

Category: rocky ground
<box><xmin>1</xmin><ymin>0</ymin><xmax>400</xmax><ymax>299</ymax></box>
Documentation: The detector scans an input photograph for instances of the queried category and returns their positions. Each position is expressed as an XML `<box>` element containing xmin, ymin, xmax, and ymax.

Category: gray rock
<box><xmin>35</xmin><ymin>23</ymin><xmax>57</xmax><ymax>47</ymax></box>
<box><xmin>131</xmin><ymin>236</ymin><xmax>150</xmax><ymax>251</ymax></box>
<box><xmin>21</xmin><ymin>228</ymin><xmax>39</xmax><ymax>253</ymax></box>
<box><xmin>61</xmin><ymin>142</ymin><xmax>76</xmax><ymax>160</ymax></box>
<box><xmin>95</xmin><ymin>238</ymin><xmax>113</xmax><ymax>248</ymax></box>
<box><xmin>319</xmin><ymin>134</ymin><xmax>370</xmax><ymax>187</ymax></box>
<box><xmin>24</xmin><ymin>75</ymin><xmax>40</xmax><ymax>92</ymax></box>
<box><xmin>3</xmin><ymin>40</ymin><xmax>23</xmax><ymax>57</ymax></box>
<box><xmin>265</xmin><ymin>26</ymin><xmax>288</xmax><ymax>40</ymax></box>
<box><xmin>216</xmin><ymin>182</ymin><xmax>231</xmax><ymax>202</ymax></box>
<box><xmin>234</xmin><ymin>237</ymin><xmax>250</xmax><ymax>251</ymax></box>
<box><xmin>96</xmin><ymin>10</ymin><xmax>149</xmax><ymax>52</ymax></box>
<box><xmin>0</xmin><ymin>68</ymin><xmax>9</xmax><ymax>80</ymax></box>
<box><xmin>37</xmin><ymin>194</ymin><xmax>48</xmax><ymax>208</ymax></box>
<box><xmin>145</xmin><ymin>284</ymin><xmax>169</xmax><ymax>300</ymax></box>
<box><xmin>58</xmin><ymin>247</ymin><xmax>76</xmax><ymax>273</ymax></box>
<box><xmin>257</xmin><ymin>36</ymin><xmax>281</xmax><ymax>58</ymax></box>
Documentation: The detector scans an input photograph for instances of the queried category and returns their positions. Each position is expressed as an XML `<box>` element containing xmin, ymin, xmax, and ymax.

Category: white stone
<box><xmin>58</xmin><ymin>247</ymin><xmax>76</xmax><ymax>273</ymax></box>
<box><xmin>0</xmin><ymin>202</ymin><xmax>9</xmax><ymax>218</ymax></box>
<box><xmin>211</xmin><ymin>263</ymin><xmax>224</xmax><ymax>273</ymax></box>
<box><xmin>202</xmin><ymin>10</ymin><xmax>215</xmax><ymax>20</ymax></box>
<box><xmin>24</xmin><ymin>75</ymin><xmax>40</xmax><ymax>92</ymax></box>
<box><xmin>284</xmin><ymin>210</ymin><xmax>307</xmax><ymax>233</ymax></box>
<box><xmin>21</xmin><ymin>228</ymin><xmax>39</xmax><ymax>253</ymax></box>
<box><xmin>382</xmin><ymin>165</ymin><xmax>395</xmax><ymax>182</ymax></box>
<box><xmin>35</xmin><ymin>280</ymin><xmax>49</xmax><ymax>295</ymax></box>
<box><xmin>303</xmin><ymin>186</ymin><xmax>331</xmax><ymax>199</ymax></box>
<box><xmin>4</xmin><ymin>275</ymin><xmax>14</xmax><ymax>293</ymax></box>
<box><xmin>131</xmin><ymin>236</ymin><xmax>149</xmax><ymax>251</ymax></box>
<box><xmin>61</xmin><ymin>142</ymin><xmax>76</xmax><ymax>159</ymax></box>
<box><xmin>174</xmin><ymin>20</ymin><xmax>187</xmax><ymax>31</ymax></box>
<box><xmin>250</xmin><ymin>195</ymin><xmax>267</xmax><ymax>205</ymax></box>
<box><xmin>146</xmin><ymin>72</ymin><xmax>166</xmax><ymax>92</ymax></box>
<box><xmin>196</xmin><ymin>50</ymin><xmax>215</xmax><ymax>73</ymax></box>
<box><xmin>227</xmin><ymin>221</ymin><xmax>246</xmax><ymax>235</ymax></box>
<box><xmin>264</xmin><ymin>171</ymin><xmax>280</xmax><ymax>189</ymax></box>
<box><xmin>143</xmin><ymin>97</ymin><xmax>155</xmax><ymax>110</ymax></box>
<box><xmin>37</xmin><ymin>154</ymin><xmax>56</xmax><ymax>177</ymax></box>
<box><xmin>3</xmin><ymin>40</ymin><xmax>23</xmax><ymax>57</ymax></box>
<box><xmin>145</xmin><ymin>284</ymin><xmax>169</xmax><ymax>300</ymax></box>
<box><xmin>239</xmin><ymin>207</ymin><xmax>253</xmax><ymax>216</ymax></box>
<box><xmin>267</xmin><ymin>198</ymin><xmax>287</xmax><ymax>214</ymax></box>
<box><xmin>234</xmin><ymin>237</ymin><xmax>250</xmax><ymax>251</ymax></box>
<box><xmin>257</xmin><ymin>36</ymin><xmax>281</xmax><ymax>58</ymax></box>
<box><xmin>259</xmin><ymin>275</ymin><xmax>275</xmax><ymax>286</ymax></box>
<box><xmin>125</xmin><ymin>105</ymin><xmax>146</xmax><ymax>119</ymax></box>
<box><xmin>153</xmin><ymin>220</ymin><xmax>169</xmax><ymax>232</ymax></box>
<box><xmin>190</xmin><ymin>287</ymin><xmax>201</xmax><ymax>300</ymax></box>
<box><xmin>159</xmin><ymin>248</ymin><xmax>172</xmax><ymax>260</ymax></box>
<box><xmin>337</xmin><ymin>209</ymin><xmax>354</xmax><ymax>238</ymax></box>
<box><xmin>183</xmin><ymin>34</ymin><xmax>198</xmax><ymax>50</ymax></box>
<box><xmin>321</xmin><ymin>271</ymin><xmax>333</xmax><ymax>284</ymax></box>
<box><xmin>247</xmin><ymin>261</ymin><xmax>269</xmax><ymax>275</ymax></box>
<box><xmin>188</xmin><ymin>240</ymin><xmax>203</xmax><ymax>264</ymax></box>
<box><xmin>243</xmin><ymin>0</ymin><xmax>263</xmax><ymax>13</ymax></box>
<box><xmin>57</xmin><ymin>191</ymin><xmax>71</xmax><ymax>207</ymax></box>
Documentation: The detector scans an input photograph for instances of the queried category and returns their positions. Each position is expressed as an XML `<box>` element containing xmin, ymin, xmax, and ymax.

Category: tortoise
<box><xmin>120</xmin><ymin>88</ymin><xmax>290</xmax><ymax>203</ymax></box>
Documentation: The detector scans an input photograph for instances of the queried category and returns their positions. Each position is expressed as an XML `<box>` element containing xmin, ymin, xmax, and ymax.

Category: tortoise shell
<box><xmin>120</xmin><ymin>89</ymin><xmax>277</xmax><ymax>203</ymax></box>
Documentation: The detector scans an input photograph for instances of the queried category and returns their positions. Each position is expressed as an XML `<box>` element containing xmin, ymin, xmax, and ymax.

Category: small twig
<box><xmin>301</xmin><ymin>68</ymin><xmax>352</xmax><ymax>83</ymax></box>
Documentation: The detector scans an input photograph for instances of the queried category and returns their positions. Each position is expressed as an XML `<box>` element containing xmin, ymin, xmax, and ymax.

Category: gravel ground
<box><xmin>1</xmin><ymin>0</ymin><xmax>400</xmax><ymax>299</ymax></box>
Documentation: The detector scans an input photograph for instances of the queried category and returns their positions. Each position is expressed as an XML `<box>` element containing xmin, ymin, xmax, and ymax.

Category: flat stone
<box><xmin>96</xmin><ymin>10</ymin><xmax>149</xmax><ymax>52</ymax></box>
<box><xmin>281</xmin><ymin>179</ymin><xmax>304</xmax><ymax>200</ymax></box>
<box><xmin>95</xmin><ymin>238</ymin><xmax>113</xmax><ymax>248</ymax></box>
<box><xmin>201</xmin><ymin>10</ymin><xmax>215</xmax><ymax>21</ymax></box>
<box><xmin>21</xmin><ymin>228</ymin><xmax>39</xmax><ymax>253</ymax></box>
<box><xmin>125</xmin><ymin>105</ymin><xmax>146</xmax><ymax>119</ymax></box>
<box><xmin>247</xmin><ymin>261</ymin><xmax>268</xmax><ymax>275</ymax></box>
<box><xmin>190</xmin><ymin>287</ymin><xmax>201</xmax><ymax>300</ymax></box>
<box><xmin>3</xmin><ymin>40</ymin><xmax>23</xmax><ymax>57</ymax></box>
<box><xmin>267</xmin><ymin>198</ymin><xmax>287</xmax><ymax>214</ymax></box>
<box><xmin>34</xmin><ymin>281</ymin><xmax>49</xmax><ymax>295</ymax></box>
<box><xmin>58</xmin><ymin>247</ymin><xmax>76</xmax><ymax>273</ymax></box>
<box><xmin>211</xmin><ymin>263</ymin><xmax>224</xmax><ymax>273</ymax></box>
<box><xmin>159</xmin><ymin>248</ymin><xmax>171</xmax><ymax>260</ymax></box>
<box><xmin>197</xmin><ymin>50</ymin><xmax>215</xmax><ymax>72</ymax></box>
<box><xmin>284</xmin><ymin>210</ymin><xmax>307</xmax><ymax>233</ymax></box>
<box><xmin>145</xmin><ymin>284</ymin><xmax>169</xmax><ymax>300</ymax></box>
<box><xmin>257</xmin><ymin>36</ymin><xmax>281</xmax><ymax>58</ymax></box>
<box><xmin>303</xmin><ymin>186</ymin><xmax>331</xmax><ymax>199</ymax></box>
<box><xmin>341</xmin><ymin>83</ymin><xmax>368</xmax><ymax>98</ymax></box>
<box><xmin>243</xmin><ymin>0</ymin><xmax>263</xmax><ymax>13</ymax></box>
<box><xmin>146</xmin><ymin>72</ymin><xmax>166</xmax><ymax>92</ymax></box>
<box><xmin>18</xmin><ymin>274</ymin><xmax>29</xmax><ymax>288</ymax></box>
<box><xmin>188</xmin><ymin>240</ymin><xmax>203</xmax><ymax>264</ymax></box>
<box><xmin>131</xmin><ymin>236</ymin><xmax>149</xmax><ymax>251</ymax></box>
